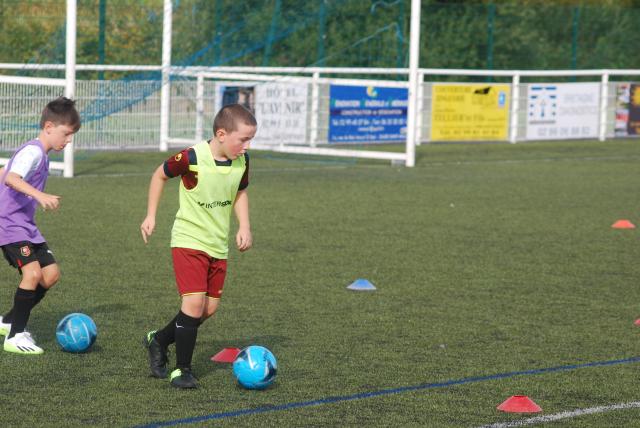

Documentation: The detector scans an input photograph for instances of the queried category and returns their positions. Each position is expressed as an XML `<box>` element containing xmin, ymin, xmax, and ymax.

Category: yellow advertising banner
<box><xmin>430</xmin><ymin>84</ymin><xmax>510</xmax><ymax>141</ymax></box>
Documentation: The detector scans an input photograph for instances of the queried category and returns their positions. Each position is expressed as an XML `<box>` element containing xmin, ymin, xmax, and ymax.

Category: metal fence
<box><xmin>0</xmin><ymin>79</ymin><xmax>217</xmax><ymax>152</ymax></box>
<box><xmin>2</xmin><ymin>68</ymin><xmax>640</xmax><ymax>155</ymax></box>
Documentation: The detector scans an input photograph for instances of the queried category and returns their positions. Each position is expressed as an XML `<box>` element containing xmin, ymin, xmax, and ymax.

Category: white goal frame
<box><xmin>158</xmin><ymin>0</ymin><xmax>421</xmax><ymax>166</ymax></box>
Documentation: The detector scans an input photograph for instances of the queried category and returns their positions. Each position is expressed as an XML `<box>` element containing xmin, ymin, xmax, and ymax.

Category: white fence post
<box><xmin>509</xmin><ymin>73</ymin><xmax>520</xmax><ymax>144</ymax></box>
<box><xmin>416</xmin><ymin>71</ymin><xmax>424</xmax><ymax>146</ymax></box>
<box><xmin>196</xmin><ymin>74</ymin><xmax>204</xmax><ymax>142</ymax></box>
<box><xmin>310</xmin><ymin>71</ymin><xmax>320</xmax><ymax>147</ymax></box>
<box><xmin>599</xmin><ymin>71</ymin><xmax>609</xmax><ymax>142</ymax></box>
<box><xmin>159</xmin><ymin>0</ymin><xmax>172</xmax><ymax>152</ymax></box>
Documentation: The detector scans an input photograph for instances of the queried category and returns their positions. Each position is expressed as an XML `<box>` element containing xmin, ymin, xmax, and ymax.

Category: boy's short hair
<box><xmin>213</xmin><ymin>104</ymin><xmax>257</xmax><ymax>134</ymax></box>
<box><xmin>40</xmin><ymin>96</ymin><xmax>81</xmax><ymax>132</ymax></box>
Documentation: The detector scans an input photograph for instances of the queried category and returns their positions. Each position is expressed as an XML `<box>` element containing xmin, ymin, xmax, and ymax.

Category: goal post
<box><xmin>0</xmin><ymin>0</ymin><xmax>76</xmax><ymax>177</ymax></box>
<box><xmin>158</xmin><ymin>0</ymin><xmax>419</xmax><ymax>166</ymax></box>
<box><xmin>63</xmin><ymin>0</ymin><xmax>77</xmax><ymax>178</ymax></box>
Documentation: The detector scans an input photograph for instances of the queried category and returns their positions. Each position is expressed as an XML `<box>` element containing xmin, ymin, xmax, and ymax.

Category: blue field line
<box><xmin>136</xmin><ymin>355</ymin><xmax>640</xmax><ymax>427</ymax></box>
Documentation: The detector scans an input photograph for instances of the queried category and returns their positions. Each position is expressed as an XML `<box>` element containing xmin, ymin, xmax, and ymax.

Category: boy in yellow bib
<box><xmin>140</xmin><ymin>104</ymin><xmax>256</xmax><ymax>388</ymax></box>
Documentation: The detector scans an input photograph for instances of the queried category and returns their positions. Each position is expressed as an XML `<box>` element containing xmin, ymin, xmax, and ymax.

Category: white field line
<box><xmin>49</xmin><ymin>153</ymin><xmax>640</xmax><ymax>179</ymax></box>
<box><xmin>477</xmin><ymin>401</ymin><xmax>640</xmax><ymax>428</ymax></box>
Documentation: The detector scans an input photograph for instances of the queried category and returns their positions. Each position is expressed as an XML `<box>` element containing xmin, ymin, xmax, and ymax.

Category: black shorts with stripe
<box><xmin>1</xmin><ymin>241</ymin><xmax>56</xmax><ymax>272</ymax></box>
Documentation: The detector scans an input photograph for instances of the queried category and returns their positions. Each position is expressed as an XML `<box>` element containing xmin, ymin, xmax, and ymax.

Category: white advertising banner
<box><xmin>526</xmin><ymin>82</ymin><xmax>600</xmax><ymax>140</ymax></box>
<box><xmin>215</xmin><ymin>82</ymin><xmax>308</xmax><ymax>145</ymax></box>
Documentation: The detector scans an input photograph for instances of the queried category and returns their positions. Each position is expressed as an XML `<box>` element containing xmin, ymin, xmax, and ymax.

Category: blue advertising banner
<box><xmin>329</xmin><ymin>85</ymin><xmax>408</xmax><ymax>143</ymax></box>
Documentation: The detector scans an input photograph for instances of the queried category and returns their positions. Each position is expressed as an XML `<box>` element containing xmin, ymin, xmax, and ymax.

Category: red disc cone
<box><xmin>634</xmin><ymin>319</ymin><xmax>640</xmax><ymax>326</ymax></box>
<box><xmin>497</xmin><ymin>395</ymin><xmax>542</xmax><ymax>413</ymax></box>
<box><xmin>210</xmin><ymin>347</ymin><xmax>241</xmax><ymax>363</ymax></box>
<box><xmin>612</xmin><ymin>220</ymin><xmax>636</xmax><ymax>229</ymax></box>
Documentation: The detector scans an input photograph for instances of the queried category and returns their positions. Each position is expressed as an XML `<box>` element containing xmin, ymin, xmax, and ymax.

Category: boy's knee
<box><xmin>180</xmin><ymin>296</ymin><xmax>206</xmax><ymax>318</ymax></box>
<box><xmin>41</xmin><ymin>268</ymin><xmax>60</xmax><ymax>288</ymax></box>
<box><xmin>201</xmin><ymin>297</ymin><xmax>220</xmax><ymax>321</ymax></box>
<box><xmin>201</xmin><ymin>309</ymin><xmax>216</xmax><ymax>322</ymax></box>
<box><xmin>205</xmin><ymin>304</ymin><xmax>219</xmax><ymax>319</ymax></box>
<box><xmin>21</xmin><ymin>267</ymin><xmax>43</xmax><ymax>289</ymax></box>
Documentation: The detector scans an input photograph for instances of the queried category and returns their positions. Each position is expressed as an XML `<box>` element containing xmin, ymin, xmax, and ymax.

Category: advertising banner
<box><xmin>328</xmin><ymin>85</ymin><xmax>408</xmax><ymax>143</ymax></box>
<box><xmin>627</xmin><ymin>83</ymin><xmax>640</xmax><ymax>135</ymax></box>
<box><xmin>614</xmin><ymin>83</ymin><xmax>631</xmax><ymax>137</ymax></box>
<box><xmin>430</xmin><ymin>84</ymin><xmax>510</xmax><ymax>141</ymax></box>
<box><xmin>215</xmin><ymin>82</ymin><xmax>308</xmax><ymax>145</ymax></box>
<box><xmin>526</xmin><ymin>83</ymin><xmax>600</xmax><ymax>140</ymax></box>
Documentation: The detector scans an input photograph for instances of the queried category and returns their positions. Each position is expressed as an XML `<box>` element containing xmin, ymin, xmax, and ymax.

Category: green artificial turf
<box><xmin>1</xmin><ymin>139</ymin><xmax>639</xmax><ymax>427</ymax></box>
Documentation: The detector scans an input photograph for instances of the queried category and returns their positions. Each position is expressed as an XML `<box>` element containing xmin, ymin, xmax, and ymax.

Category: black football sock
<box><xmin>33</xmin><ymin>284</ymin><xmax>49</xmax><ymax>306</ymax></box>
<box><xmin>4</xmin><ymin>284</ymin><xmax>48</xmax><ymax>324</ymax></box>
<box><xmin>174</xmin><ymin>311</ymin><xmax>200</xmax><ymax>370</ymax></box>
<box><xmin>7</xmin><ymin>288</ymin><xmax>36</xmax><ymax>339</ymax></box>
<box><xmin>154</xmin><ymin>314</ymin><xmax>178</xmax><ymax>348</ymax></box>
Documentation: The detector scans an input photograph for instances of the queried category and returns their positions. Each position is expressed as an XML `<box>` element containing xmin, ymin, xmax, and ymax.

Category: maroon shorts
<box><xmin>171</xmin><ymin>247</ymin><xmax>227</xmax><ymax>298</ymax></box>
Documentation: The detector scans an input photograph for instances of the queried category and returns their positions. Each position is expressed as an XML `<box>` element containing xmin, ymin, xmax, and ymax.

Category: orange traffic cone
<box><xmin>210</xmin><ymin>347</ymin><xmax>241</xmax><ymax>363</ymax></box>
<box><xmin>497</xmin><ymin>395</ymin><xmax>542</xmax><ymax>413</ymax></box>
<box><xmin>612</xmin><ymin>220</ymin><xmax>636</xmax><ymax>229</ymax></box>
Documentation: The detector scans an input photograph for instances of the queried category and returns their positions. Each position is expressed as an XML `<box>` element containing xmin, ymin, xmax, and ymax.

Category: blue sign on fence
<box><xmin>328</xmin><ymin>85</ymin><xmax>408</xmax><ymax>143</ymax></box>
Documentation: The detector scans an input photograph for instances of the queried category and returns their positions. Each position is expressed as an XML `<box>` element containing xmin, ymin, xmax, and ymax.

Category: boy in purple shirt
<box><xmin>0</xmin><ymin>97</ymin><xmax>80</xmax><ymax>354</ymax></box>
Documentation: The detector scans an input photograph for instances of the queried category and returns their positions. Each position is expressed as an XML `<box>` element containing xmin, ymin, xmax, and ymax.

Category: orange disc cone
<box><xmin>612</xmin><ymin>220</ymin><xmax>636</xmax><ymax>229</ymax></box>
<box><xmin>497</xmin><ymin>395</ymin><xmax>542</xmax><ymax>413</ymax></box>
<box><xmin>210</xmin><ymin>347</ymin><xmax>241</xmax><ymax>363</ymax></box>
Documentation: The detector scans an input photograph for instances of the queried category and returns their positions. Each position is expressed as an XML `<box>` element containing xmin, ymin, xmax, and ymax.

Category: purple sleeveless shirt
<box><xmin>0</xmin><ymin>139</ymin><xmax>49</xmax><ymax>246</ymax></box>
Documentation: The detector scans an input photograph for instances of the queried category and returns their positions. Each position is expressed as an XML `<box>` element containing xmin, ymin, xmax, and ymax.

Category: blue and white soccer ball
<box><xmin>232</xmin><ymin>345</ymin><xmax>277</xmax><ymax>390</ymax></box>
<box><xmin>56</xmin><ymin>313</ymin><xmax>97</xmax><ymax>353</ymax></box>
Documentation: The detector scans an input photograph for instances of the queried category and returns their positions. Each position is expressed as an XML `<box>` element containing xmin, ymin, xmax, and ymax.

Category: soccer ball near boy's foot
<box><xmin>233</xmin><ymin>345</ymin><xmax>277</xmax><ymax>390</ymax></box>
<box><xmin>143</xmin><ymin>330</ymin><xmax>169</xmax><ymax>378</ymax></box>
<box><xmin>56</xmin><ymin>313</ymin><xmax>97</xmax><ymax>353</ymax></box>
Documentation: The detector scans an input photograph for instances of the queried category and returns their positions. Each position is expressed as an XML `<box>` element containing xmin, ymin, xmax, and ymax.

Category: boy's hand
<box><xmin>140</xmin><ymin>216</ymin><xmax>156</xmax><ymax>244</ymax></box>
<box><xmin>236</xmin><ymin>228</ymin><xmax>252</xmax><ymax>252</ymax></box>
<box><xmin>37</xmin><ymin>193</ymin><xmax>61</xmax><ymax>211</ymax></box>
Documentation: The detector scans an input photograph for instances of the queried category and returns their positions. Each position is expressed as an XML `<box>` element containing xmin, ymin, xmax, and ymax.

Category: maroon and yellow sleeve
<box><xmin>163</xmin><ymin>148</ymin><xmax>198</xmax><ymax>189</ymax></box>
<box><xmin>163</xmin><ymin>149</ymin><xmax>192</xmax><ymax>178</ymax></box>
